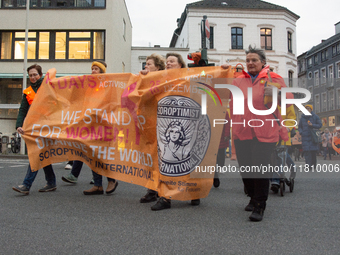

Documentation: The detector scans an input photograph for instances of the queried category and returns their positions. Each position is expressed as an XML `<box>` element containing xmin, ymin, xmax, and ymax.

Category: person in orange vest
<box><xmin>12</xmin><ymin>64</ymin><xmax>57</xmax><ymax>195</ymax></box>
<box><xmin>230</xmin><ymin>45</ymin><xmax>291</xmax><ymax>221</ymax></box>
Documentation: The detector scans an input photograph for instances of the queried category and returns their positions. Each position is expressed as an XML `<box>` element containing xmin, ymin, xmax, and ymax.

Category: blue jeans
<box><xmin>271</xmin><ymin>152</ymin><xmax>296</xmax><ymax>185</ymax></box>
<box><xmin>71</xmin><ymin>160</ymin><xmax>83</xmax><ymax>177</ymax></box>
<box><xmin>71</xmin><ymin>160</ymin><xmax>114</xmax><ymax>186</ymax></box>
<box><xmin>93</xmin><ymin>171</ymin><xmax>115</xmax><ymax>187</ymax></box>
<box><xmin>23</xmin><ymin>164</ymin><xmax>56</xmax><ymax>189</ymax></box>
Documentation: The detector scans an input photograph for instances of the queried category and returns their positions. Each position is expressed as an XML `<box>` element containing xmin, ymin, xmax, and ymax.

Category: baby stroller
<box><xmin>271</xmin><ymin>144</ymin><xmax>295</xmax><ymax>196</ymax></box>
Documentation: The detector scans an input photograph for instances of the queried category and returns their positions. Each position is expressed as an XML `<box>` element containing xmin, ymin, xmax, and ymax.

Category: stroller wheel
<box><xmin>289</xmin><ymin>178</ymin><xmax>294</xmax><ymax>193</ymax></box>
<box><xmin>280</xmin><ymin>181</ymin><xmax>284</xmax><ymax>197</ymax></box>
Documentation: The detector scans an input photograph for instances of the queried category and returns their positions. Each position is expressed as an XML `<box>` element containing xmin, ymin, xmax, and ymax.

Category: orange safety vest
<box><xmin>23</xmin><ymin>86</ymin><xmax>36</xmax><ymax>105</ymax></box>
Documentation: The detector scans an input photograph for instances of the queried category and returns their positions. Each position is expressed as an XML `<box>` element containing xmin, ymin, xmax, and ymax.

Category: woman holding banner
<box><xmin>139</xmin><ymin>54</ymin><xmax>167</xmax><ymax>203</ymax></box>
<box><xmin>61</xmin><ymin>60</ymin><xmax>118</xmax><ymax>195</ymax></box>
<box><xmin>12</xmin><ymin>64</ymin><xmax>57</xmax><ymax>195</ymax></box>
<box><xmin>231</xmin><ymin>45</ymin><xmax>290</xmax><ymax>221</ymax></box>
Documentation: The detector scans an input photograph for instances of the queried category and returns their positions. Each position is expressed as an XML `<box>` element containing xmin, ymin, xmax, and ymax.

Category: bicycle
<box><xmin>11</xmin><ymin>132</ymin><xmax>21</xmax><ymax>154</ymax></box>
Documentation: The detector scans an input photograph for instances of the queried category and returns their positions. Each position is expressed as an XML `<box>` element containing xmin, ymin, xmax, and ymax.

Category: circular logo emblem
<box><xmin>157</xmin><ymin>96</ymin><xmax>210</xmax><ymax>177</ymax></box>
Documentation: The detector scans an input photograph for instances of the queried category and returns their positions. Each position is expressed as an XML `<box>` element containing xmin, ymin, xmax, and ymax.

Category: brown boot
<box><xmin>83</xmin><ymin>186</ymin><xmax>103</xmax><ymax>195</ymax></box>
<box><xmin>106</xmin><ymin>180</ymin><xmax>118</xmax><ymax>194</ymax></box>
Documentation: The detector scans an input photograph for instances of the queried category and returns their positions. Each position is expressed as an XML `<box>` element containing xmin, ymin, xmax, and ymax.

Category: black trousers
<box><xmin>234</xmin><ymin>138</ymin><xmax>276</xmax><ymax>209</ymax></box>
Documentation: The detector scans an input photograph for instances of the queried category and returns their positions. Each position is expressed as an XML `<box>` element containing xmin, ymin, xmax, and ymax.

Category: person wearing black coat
<box><xmin>298</xmin><ymin>104</ymin><xmax>322</xmax><ymax>169</ymax></box>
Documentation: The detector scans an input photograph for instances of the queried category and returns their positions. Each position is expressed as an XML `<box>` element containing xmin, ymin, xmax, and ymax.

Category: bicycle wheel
<box><xmin>11</xmin><ymin>140</ymin><xmax>16</xmax><ymax>153</ymax></box>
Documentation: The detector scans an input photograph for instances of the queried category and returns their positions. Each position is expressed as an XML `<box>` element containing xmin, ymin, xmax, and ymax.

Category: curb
<box><xmin>0</xmin><ymin>154</ymin><xmax>28</xmax><ymax>159</ymax></box>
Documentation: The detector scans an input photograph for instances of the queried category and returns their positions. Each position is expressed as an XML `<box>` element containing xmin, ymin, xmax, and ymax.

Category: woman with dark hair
<box><xmin>231</xmin><ymin>45</ymin><xmax>291</xmax><ymax>221</ymax></box>
<box><xmin>12</xmin><ymin>64</ymin><xmax>57</xmax><ymax>194</ymax></box>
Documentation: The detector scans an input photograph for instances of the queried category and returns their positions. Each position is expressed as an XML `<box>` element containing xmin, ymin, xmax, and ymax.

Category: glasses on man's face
<box><xmin>29</xmin><ymin>73</ymin><xmax>39</xmax><ymax>78</ymax></box>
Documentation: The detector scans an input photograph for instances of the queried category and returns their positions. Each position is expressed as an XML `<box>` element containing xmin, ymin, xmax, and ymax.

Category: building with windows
<box><xmin>297</xmin><ymin>22</ymin><xmax>340</xmax><ymax>129</ymax></box>
<box><xmin>0</xmin><ymin>0</ymin><xmax>132</xmax><ymax>134</ymax></box>
<box><xmin>131</xmin><ymin>0</ymin><xmax>299</xmax><ymax>83</ymax></box>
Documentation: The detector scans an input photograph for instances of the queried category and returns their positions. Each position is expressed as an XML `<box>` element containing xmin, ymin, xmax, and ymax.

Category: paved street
<box><xmin>0</xmin><ymin>154</ymin><xmax>339</xmax><ymax>254</ymax></box>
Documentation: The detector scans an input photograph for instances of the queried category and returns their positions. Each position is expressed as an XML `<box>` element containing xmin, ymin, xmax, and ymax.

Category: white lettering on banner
<box><xmin>31</xmin><ymin>124</ymin><xmax>61</xmax><ymax>138</ymax></box>
<box><xmin>213</xmin><ymin>119</ymin><xmax>298</xmax><ymax>128</ymax></box>
<box><xmin>202</xmin><ymin>84</ymin><xmax>312</xmax><ymax>116</ymax></box>
<box><xmin>61</xmin><ymin>109</ymin><xmax>132</xmax><ymax>125</ymax></box>
<box><xmin>119</xmin><ymin>148</ymin><xmax>153</xmax><ymax>167</ymax></box>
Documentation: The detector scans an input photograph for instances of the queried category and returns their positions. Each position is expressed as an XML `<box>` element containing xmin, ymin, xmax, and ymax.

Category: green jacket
<box><xmin>16</xmin><ymin>77</ymin><xmax>44</xmax><ymax>129</ymax></box>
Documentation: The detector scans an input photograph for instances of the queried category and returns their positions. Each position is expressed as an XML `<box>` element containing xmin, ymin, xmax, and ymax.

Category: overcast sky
<box><xmin>125</xmin><ymin>0</ymin><xmax>340</xmax><ymax>56</ymax></box>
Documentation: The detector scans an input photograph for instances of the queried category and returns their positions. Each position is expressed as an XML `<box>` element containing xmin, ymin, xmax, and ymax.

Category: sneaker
<box><xmin>191</xmin><ymin>199</ymin><xmax>200</xmax><ymax>206</ymax></box>
<box><xmin>151</xmin><ymin>197</ymin><xmax>171</xmax><ymax>211</ymax></box>
<box><xmin>249</xmin><ymin>207</ymin><xmax>264</xmax><ymax>222</ymax></box>
<box><xmin>106</xmin><ymin>180</ymin><xmax>118</xmax><ymax>194</ymax></box>
<box><xmin>245</xmin><ymin>201</ymin><xmax>254</xmax><ymax>212</ymax></box>
<box><xmin>39</xmin><ymin>184</ymin><xmax>57</xmax><ymax>192</ymax></box>
<box><xmin>140</xmin><ymin>191</ymin><xmax>158</xmax><ymax>203</ymax></box>
<box><xmin>83</xmin><ymin>186</ymin><xmax>104</xmax><ymax>195</ymax></box>
<box><xmin>62</xmin><ymin>173</ymin><xmax>78</xmax><ymax>184</ymax></box>
<box><xmin>64</xmin><ymin>163</ymin><xmax>72</xmax><ymax>170</ymax></box>
<box><xmin>213</xmin><ymin>177</ymin><xmax>220</xmax><ymax>188</ymax></box>
<box><xmin>12</xmin><ymin>184</ymin><xmax>29</xmax><ymax>195</ymax></box>
<box><xmin>270</xmin><ymin>184</ymin><xmax>279</xmax><ymax>194</ymax></box>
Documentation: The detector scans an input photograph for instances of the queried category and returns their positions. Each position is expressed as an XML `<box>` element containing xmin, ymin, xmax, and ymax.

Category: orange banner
<box><xmin>22</xmin><ymin>66</ymin><xmax>233</xmax><ymax>200</ymax></box>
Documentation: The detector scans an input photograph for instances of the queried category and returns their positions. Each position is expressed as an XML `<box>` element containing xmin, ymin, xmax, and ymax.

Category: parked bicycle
<box><xmin>11</xmin><ymin>132</ymin><xmax>21</xmax><ymax>154</ymax></box>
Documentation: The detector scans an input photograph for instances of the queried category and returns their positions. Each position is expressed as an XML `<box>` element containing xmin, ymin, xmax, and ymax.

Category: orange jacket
<box><xmin>230</xmin><ymin>66</ymin><xmax>291</xmax><ymax>143</ymax></box>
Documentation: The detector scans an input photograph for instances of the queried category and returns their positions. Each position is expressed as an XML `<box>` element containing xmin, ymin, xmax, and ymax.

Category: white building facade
<box><xmin>0</xmin><ymin>0</ymin><xmax>132</xmax><ymax>135</ymax></box>
<box><xmin>132</xmin><ymin>0</ymin><xmax>299</xmax><ymax>87</ymax></box>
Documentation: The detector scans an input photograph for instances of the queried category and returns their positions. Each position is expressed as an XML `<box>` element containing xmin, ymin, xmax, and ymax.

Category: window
<box><xmin>298</xmin><ymin>60</ymin><xmax>306</xmax><ymax>73</ymax></box>
<box><xmin>321</xmin><ymin>67</ymin><xmax>326</xmax><ymax>85</ymax></box>
<box><xmin>321</xmin><ymin>92</ymin><xmax>327</xmax><ymax>112</ymax></box>
<box><xmin>307</xmin><ymin>57</ymin><xmax>312</xmax><ymax>67</ymax></box>
<box><xmin>337</xmin><ymin>43</ymin><xmax>340</xmax><ymax>54</ymax></box>
<box><xmin>333</xmin><ymin>46</ymin><xmax>337</xmax><ymax>56</ymax></box>
<box><xmin>315</xmin><ymin>94</ymin><xmax>320</xmax><ymax>113</ymax></box>
<box><xmin>287</xmin><ymin>31</ymin><xmax>292</xmax><ymax>53</ymax></box>
<box><xmin>0</xmin><ymin>30</ymin><xmax>105</xmax><ymax>60</ymax></box>
<box><xmin>337</xmin><ymin>89</ymin><xmax>340</xmax><ymax>109</ymax></box>
<box><xmin>308</xmin><ymin>71</ymin><xmax>312</xmax><ymax>80</ymax></box>
<box><xmin>329</xmin><ymin>90</ymin><xmax>334</xmax><ymax>110</ymax></box>
<box><xmin>260</xmin><ymin>28</ymin><xmax>272</xmax><ymax>50</ymax></box>
<box><xmin>314</xmin><ymin>54</ymin><xmax>318</xmax><ymax>65</ymax></box>
<box><xmin>288</xmin><ymin>70</ymin><xmax>293</xmax><ymax>87</ymax></box>
<box><xmin>231</xmin><ymin>27</ymin><xmax>243</xmax><ymax>49</ymax></box>
<box><xmin>314</xmin><ymin>70</ymin><xmax>319</xmax><ymax>87</ymax></box>
<box><xmin>321</xmin><ymin>50</ymin><xmax>328</xmax><ymax>61</ymax></box>
<box><xmin>337</xmin><ymin>62</ymin><xmax>340</xmax><ymax>79</ymax></box>
<box><xmin>0</xmin><ymin>78</ymin><xmax>23</xmax><ymax>104</ymax></box>
<box><xmin>209</xmin><ymin>26</ymin><xmax>214</xmax><ymax>49</ymax></box>
<box><xmin>328</xmin><ymin>65</ymin><xmax>334</xmax><ymax>85</ymax></box>
<box><xmin>1</xmin><ymin>0</ymin><xmax>105</xmax><ymax>8</ymax></box>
